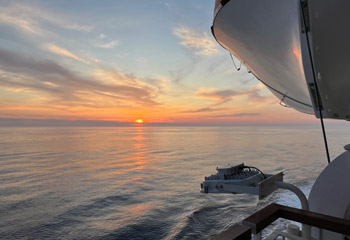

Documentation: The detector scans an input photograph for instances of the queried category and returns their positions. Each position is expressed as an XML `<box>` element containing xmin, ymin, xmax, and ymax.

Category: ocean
<box><xmin>1</xmin><ymin>124</ymin><xmax>349</xmax><ymax>239</ymax></box>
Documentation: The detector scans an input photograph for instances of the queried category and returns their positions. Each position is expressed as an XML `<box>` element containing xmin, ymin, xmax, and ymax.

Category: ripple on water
<box><xmin>0</xmin><ymin>126</ymin><xmax>344</xmax><ymax>239</ymax></box>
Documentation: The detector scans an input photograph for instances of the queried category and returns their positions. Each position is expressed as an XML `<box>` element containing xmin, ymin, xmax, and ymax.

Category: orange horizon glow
<box><xmin>0</xmin><ymin>104</ymin><xmax>321</xmax><ymax>125</ymax></box>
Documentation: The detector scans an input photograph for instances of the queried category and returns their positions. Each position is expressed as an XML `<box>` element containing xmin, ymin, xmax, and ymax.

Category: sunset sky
<box><xmin>0</xmin><ymin>0</ymin><xmax>318</xmax><ymax>125</ymax></box>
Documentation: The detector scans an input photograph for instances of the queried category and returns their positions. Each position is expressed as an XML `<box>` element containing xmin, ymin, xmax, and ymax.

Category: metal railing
<box><xmin>213</xmin><ymin>203</ymin><xmax>350</xmax><ymax>240</ymax></box>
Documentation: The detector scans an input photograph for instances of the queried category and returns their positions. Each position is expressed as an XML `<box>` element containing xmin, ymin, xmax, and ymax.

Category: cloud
<box><xmin>0</xmin><ymin>10</ymin><xmax>44</xmax><ymax>35</ymax></box>
<box><xmin>196</xmin><ymin>85</ymin><xmax>269</xmax><ymax>104</ymax></box>
<box><xmin>246</xmin><ymin>84</ymin><xmax>271</xmax><ymax>102</ymax></box>
<box><xmin>182</xmin><ymin>106</ymin><xmax>236</xmax><ymax>114</ymax></box>
<box><xmin>214</xmin><ymin>112</ymin><xmax>261</xmax><ymax>118</ymax></box>
<box><xmin>182</xmin><ymin>107</ymin><xmax>214</xmax><ymax>113</ymax></box>
<box><xmin>160</xmin><ymin>1</ymin><xmax>173</xmax><ymax>10</ymax></box>
<box><xmin>196</xmin><ymin>88</ymin><xmax>242</xmax><ymax>104</ymax></box>
<box><xmin>169</xmin><ymin>54</ymin><xmax>199</xmax><ymax>83</ymax></box>
<box><xmin>93</xmin><ymin>34</ymin><xmax>119</xmax><ymax>49</ymax></box>
<box><xmin>44</xmin><ymin>43</ymin><xmax>88</xmax><ymax>64</ymax></box>
<box><xmin>173</xmin><ymin>25</ymin><xmax>219</xmax><ymax>56</ymax></box>
<box><xmin>0</xmin><ymin>118</ymin><xmax>132</xmax><ymax>127</ymax></box>
<box><xmin>98</xmin><ymin>34</ymin><xmax>106</xmax><ymax>39</ymax></box>
<box><xmin>66</xmin><ymin>24</ymin><xmax>94</xmax><ymax>33</ymax></box>
<box><xmin>238</xmin><ymin>76</ymin><xmax>257</xmax><ymax>85</ymax></box>
<box><xmin>192</xmin><ymin>107</ymin><xmax>213</xmax><ymax>113</ymax></box>
<box><xmin>0</xmin><ymin>48</ymin><xmax>160</xmax><ymax>107</ymax></box>
<box><xmin>169</xmin><ymin>62</ymin><xmax>195</xmax><ymax>83</ymax></box>
<box><xmin>0</xmin><ymin>4</ymin><xmax>94</xmax><ymax>37</ymax></box>
<box><xmin>95</xmin><ymin>40</ymin><xmax>119</xmax><ymax>49</ymax></box>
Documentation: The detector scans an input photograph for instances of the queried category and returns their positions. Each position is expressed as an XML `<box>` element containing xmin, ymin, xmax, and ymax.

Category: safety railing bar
<box><xmin>242</xmin><ymin>203</ymin><xmax>350</xmax><ymax>235</ymax></box>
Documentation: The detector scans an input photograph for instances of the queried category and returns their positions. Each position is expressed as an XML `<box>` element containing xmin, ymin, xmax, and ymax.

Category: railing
<box><xmin>213</xmin><ymin>203</ymin><xmax>350</xmax><ymax>240</ymax></box>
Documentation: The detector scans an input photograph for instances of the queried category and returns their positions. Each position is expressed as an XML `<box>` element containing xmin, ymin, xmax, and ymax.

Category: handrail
<box><xmin>243</xmin><ymin>203</ymin><xmax>350</xmax><ymax>236</ymax></box>
<box><xmin>213</xmin><ymin>203</ymin><xmax>350</xmax><ymax>240</ymax></box>
<box><xmin>274</xmin><ymin>181</ymin><xmax>311</xmax><ymax>238</ymax></box>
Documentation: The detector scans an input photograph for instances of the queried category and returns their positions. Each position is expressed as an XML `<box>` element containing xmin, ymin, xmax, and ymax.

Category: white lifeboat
<box><xmin>212</xmin><ymin>0</ymin><xmax>350</xmax><ymax>120</ymax></box>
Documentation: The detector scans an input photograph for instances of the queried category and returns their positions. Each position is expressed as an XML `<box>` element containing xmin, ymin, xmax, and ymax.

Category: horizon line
<box><xmin>0</xmin><ymin>117</ymin><xmax>346</xmax><ymax>127</ymax></box>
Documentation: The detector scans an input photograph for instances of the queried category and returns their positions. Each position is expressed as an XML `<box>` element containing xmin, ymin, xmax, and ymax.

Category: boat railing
<box><xmin>212</xmin><ymin>203</ymin><xmax>350</xmax><ymax>240</ymax></box>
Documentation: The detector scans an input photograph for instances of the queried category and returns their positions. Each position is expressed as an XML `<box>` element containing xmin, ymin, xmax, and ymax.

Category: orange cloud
<box><xmin>0</xmin><ymin>48</ymin><xmax>161</xmax><ymax>110</ymax></box>
<box><xmin>45</xmin><ymin>44</ymin><xmax>88</xmax><ymax>64</ymax></box>
<box><xmin>195</xmin><ymin>85</ymin><xmax>272</xmax><ymax>106</ymax></box>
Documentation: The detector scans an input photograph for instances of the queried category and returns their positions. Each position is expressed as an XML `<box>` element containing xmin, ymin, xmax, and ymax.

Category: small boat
<box><xmin>201</xmin><ymin>163</ymin><xmax>267</xmax><ymax>194</ymax></box>
<box><xmin>201</xmin><ymin>163</ymin><xmax>283</xmax><ymax>200</ymax></box>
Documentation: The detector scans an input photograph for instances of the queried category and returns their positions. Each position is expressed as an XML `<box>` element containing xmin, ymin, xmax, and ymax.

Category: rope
<box><xmin>299</xmin><ymin>0</ymin><xmax>330</xmax><ymax>164</ymax></box>
<box><xmin>230</xmin><ymin>53</ymin><xmax>241</xmax><ymax>71</ymax></box>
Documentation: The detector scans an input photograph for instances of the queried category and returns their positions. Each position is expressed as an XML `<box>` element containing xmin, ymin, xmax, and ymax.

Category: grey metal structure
<box><xmin>200</xmin><ymin>163</ymin><xmax>283</xmax><ymax>200</ymax></box>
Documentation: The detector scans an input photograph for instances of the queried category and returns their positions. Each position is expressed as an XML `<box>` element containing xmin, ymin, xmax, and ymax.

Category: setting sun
<box><xmin>135</xmin><ymin>119</ymin><xmax>144</xmax><ymax>123</ymax></box>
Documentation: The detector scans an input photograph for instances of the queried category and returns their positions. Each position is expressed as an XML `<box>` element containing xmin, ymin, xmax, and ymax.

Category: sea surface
<box><xmin>1</xmin><ymin>124</ymin><xmax>349</xmax><ymax>239</ymax></box>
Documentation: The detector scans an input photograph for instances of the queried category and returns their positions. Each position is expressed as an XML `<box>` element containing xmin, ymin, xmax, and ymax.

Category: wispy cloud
<box><xmin>173</xmin><ymin>25</ymin><xmax>219</xmax><ymax>56</ymax></box>
<box><xmin>95</xmin><ymin>40</ymin><xmax>119</xmax><ymax>49</ymax></box>
<box><xmin>98</xmin><ymin>34</ymin><xmax>106</xmax><ymax>39</ymax></box>
<box><xmin>93</xmin><ymin>33</ymin><xmax>119</xmax><ymax>49</ymax></box>
<box><xmin>0</xmin><ymin>48</ymin><xmax>160</xmax><ymax>107</ymax></box>
<box><xmin>196</xmin><ymin>85</ymin><xmax>269</xmax><ymax>104</ymax></box>
<box><xmin>196</xmin><ymin>88</ymin><xmax>241</xmax><ymax>104</ymax></box>
<box><xmin>191</xmin><ymin>107</ymin><xmax>213</xmax><ymax>113</ymax></box>
<box><xmin>182</xmin><ymin>107</ymin><xmax>214</xmax><ymax>113</ymax></box>
<box><xmin>246</xmin><ymin>83</ymin><xmax>271</xmax><ymax>102</ymax></box>
<box><xmin>160</xmin><ymin>1</ymin><xmax>173</xmax><ymax>10</ymax></box>
<box><xmin>214</xmin><ymin>112</ymin><xmax>261</xmax><ymax>118</ymax></box>
<box><xmin>66</xmin><ymin>24</ymin><xmax>94</xmax><ymax>33</ymax></box>
<box><xmin>0</xmin><ymin>10</ymin><xmax>44</xmax><ymax>35</ymax></box>
<box><xmin>168</xmin><ymin>53</ymin><xmax>199</xmax><ymax>83</ymax></box>
<box><xmin>44</xmin><ymin>44</ymin><xmax>89</xmax><ymax>64</ymax></box>
<box><xmin>182</xmin><ymin>107</ymin><xmax>229</xmax><ymax>113</ymax></box>
<box><xmin>0</xmin><ymin>4</ymin><xmax>94</xmax><ymax>37</ymax></box>
<box><xmin>169</xmin><ymin>59</ymin><xmax>197</xmax><ymax>83</ymax></box>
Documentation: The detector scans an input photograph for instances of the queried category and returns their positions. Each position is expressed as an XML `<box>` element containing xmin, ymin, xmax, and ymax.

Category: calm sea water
<box><xmin>1</xmin><ymin>125</ymin><xmax>349</xmax><ymax>239</ymax></box>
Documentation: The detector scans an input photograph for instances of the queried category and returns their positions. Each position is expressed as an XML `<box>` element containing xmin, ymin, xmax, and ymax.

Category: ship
<box><xmin>204</xmin><ymin>0</ymin><xmax>350</xmax><ymax>239</ymax></box>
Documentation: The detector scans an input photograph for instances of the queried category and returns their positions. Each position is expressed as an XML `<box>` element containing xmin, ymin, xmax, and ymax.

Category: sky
<box><xmin>0</xmin><ymin>0</ymin><xmax>319</xmax><ymax>125</ymax></box>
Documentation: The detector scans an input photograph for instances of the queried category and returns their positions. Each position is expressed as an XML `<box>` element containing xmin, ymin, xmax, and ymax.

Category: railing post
<box><xmin>274</xmin><ymin>182</ymin><xmax>311</xmax><ymax>239</ymax></box>
<box><xmin>252</xmin><ymin>232</ymin><xmax>261</xmax><ymax>240</ymax></box>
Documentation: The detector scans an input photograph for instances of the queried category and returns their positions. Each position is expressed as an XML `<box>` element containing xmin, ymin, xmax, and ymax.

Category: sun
<box><xmin>135</xmin><ymin>119</ymin><xmax>144</xmax><ymax>123</ymax></box>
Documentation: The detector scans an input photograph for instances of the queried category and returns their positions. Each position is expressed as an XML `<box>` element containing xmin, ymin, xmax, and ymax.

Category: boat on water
<box><xmin>204</xmin><ymin>0</ymin><xmax>350</xmax><ymax>239</ymax></box>
<box><xmin>201</xmin><ymin>164</ymin><xmax>266</xmax><ymax>194</ymax></box>
<box><xmin>201</xmin><ymin>163</ymin><xmax>283</xmax><ymax>199</ymax></box>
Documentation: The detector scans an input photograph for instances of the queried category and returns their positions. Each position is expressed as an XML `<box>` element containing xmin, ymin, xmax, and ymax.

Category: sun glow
<box><xmin>135</xmin><ymin>119</ymin><xmax>144</xmax><ymax>123</ymax></box>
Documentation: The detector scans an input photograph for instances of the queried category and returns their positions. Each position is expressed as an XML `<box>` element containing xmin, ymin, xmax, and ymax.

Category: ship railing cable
<box><xmin>230</xmin><ymin>53</ymin><xmax>242</xmax><ymax>71</ymax></box>
<box><xmin>245</xmin><ymin>69</ymin><xmax>313</xmax><ymax>110</ymax></box>
<box><xmin>299</xmin><ymin>0</ymin><xmax>330</xmax><ymax>164</ymax></box>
